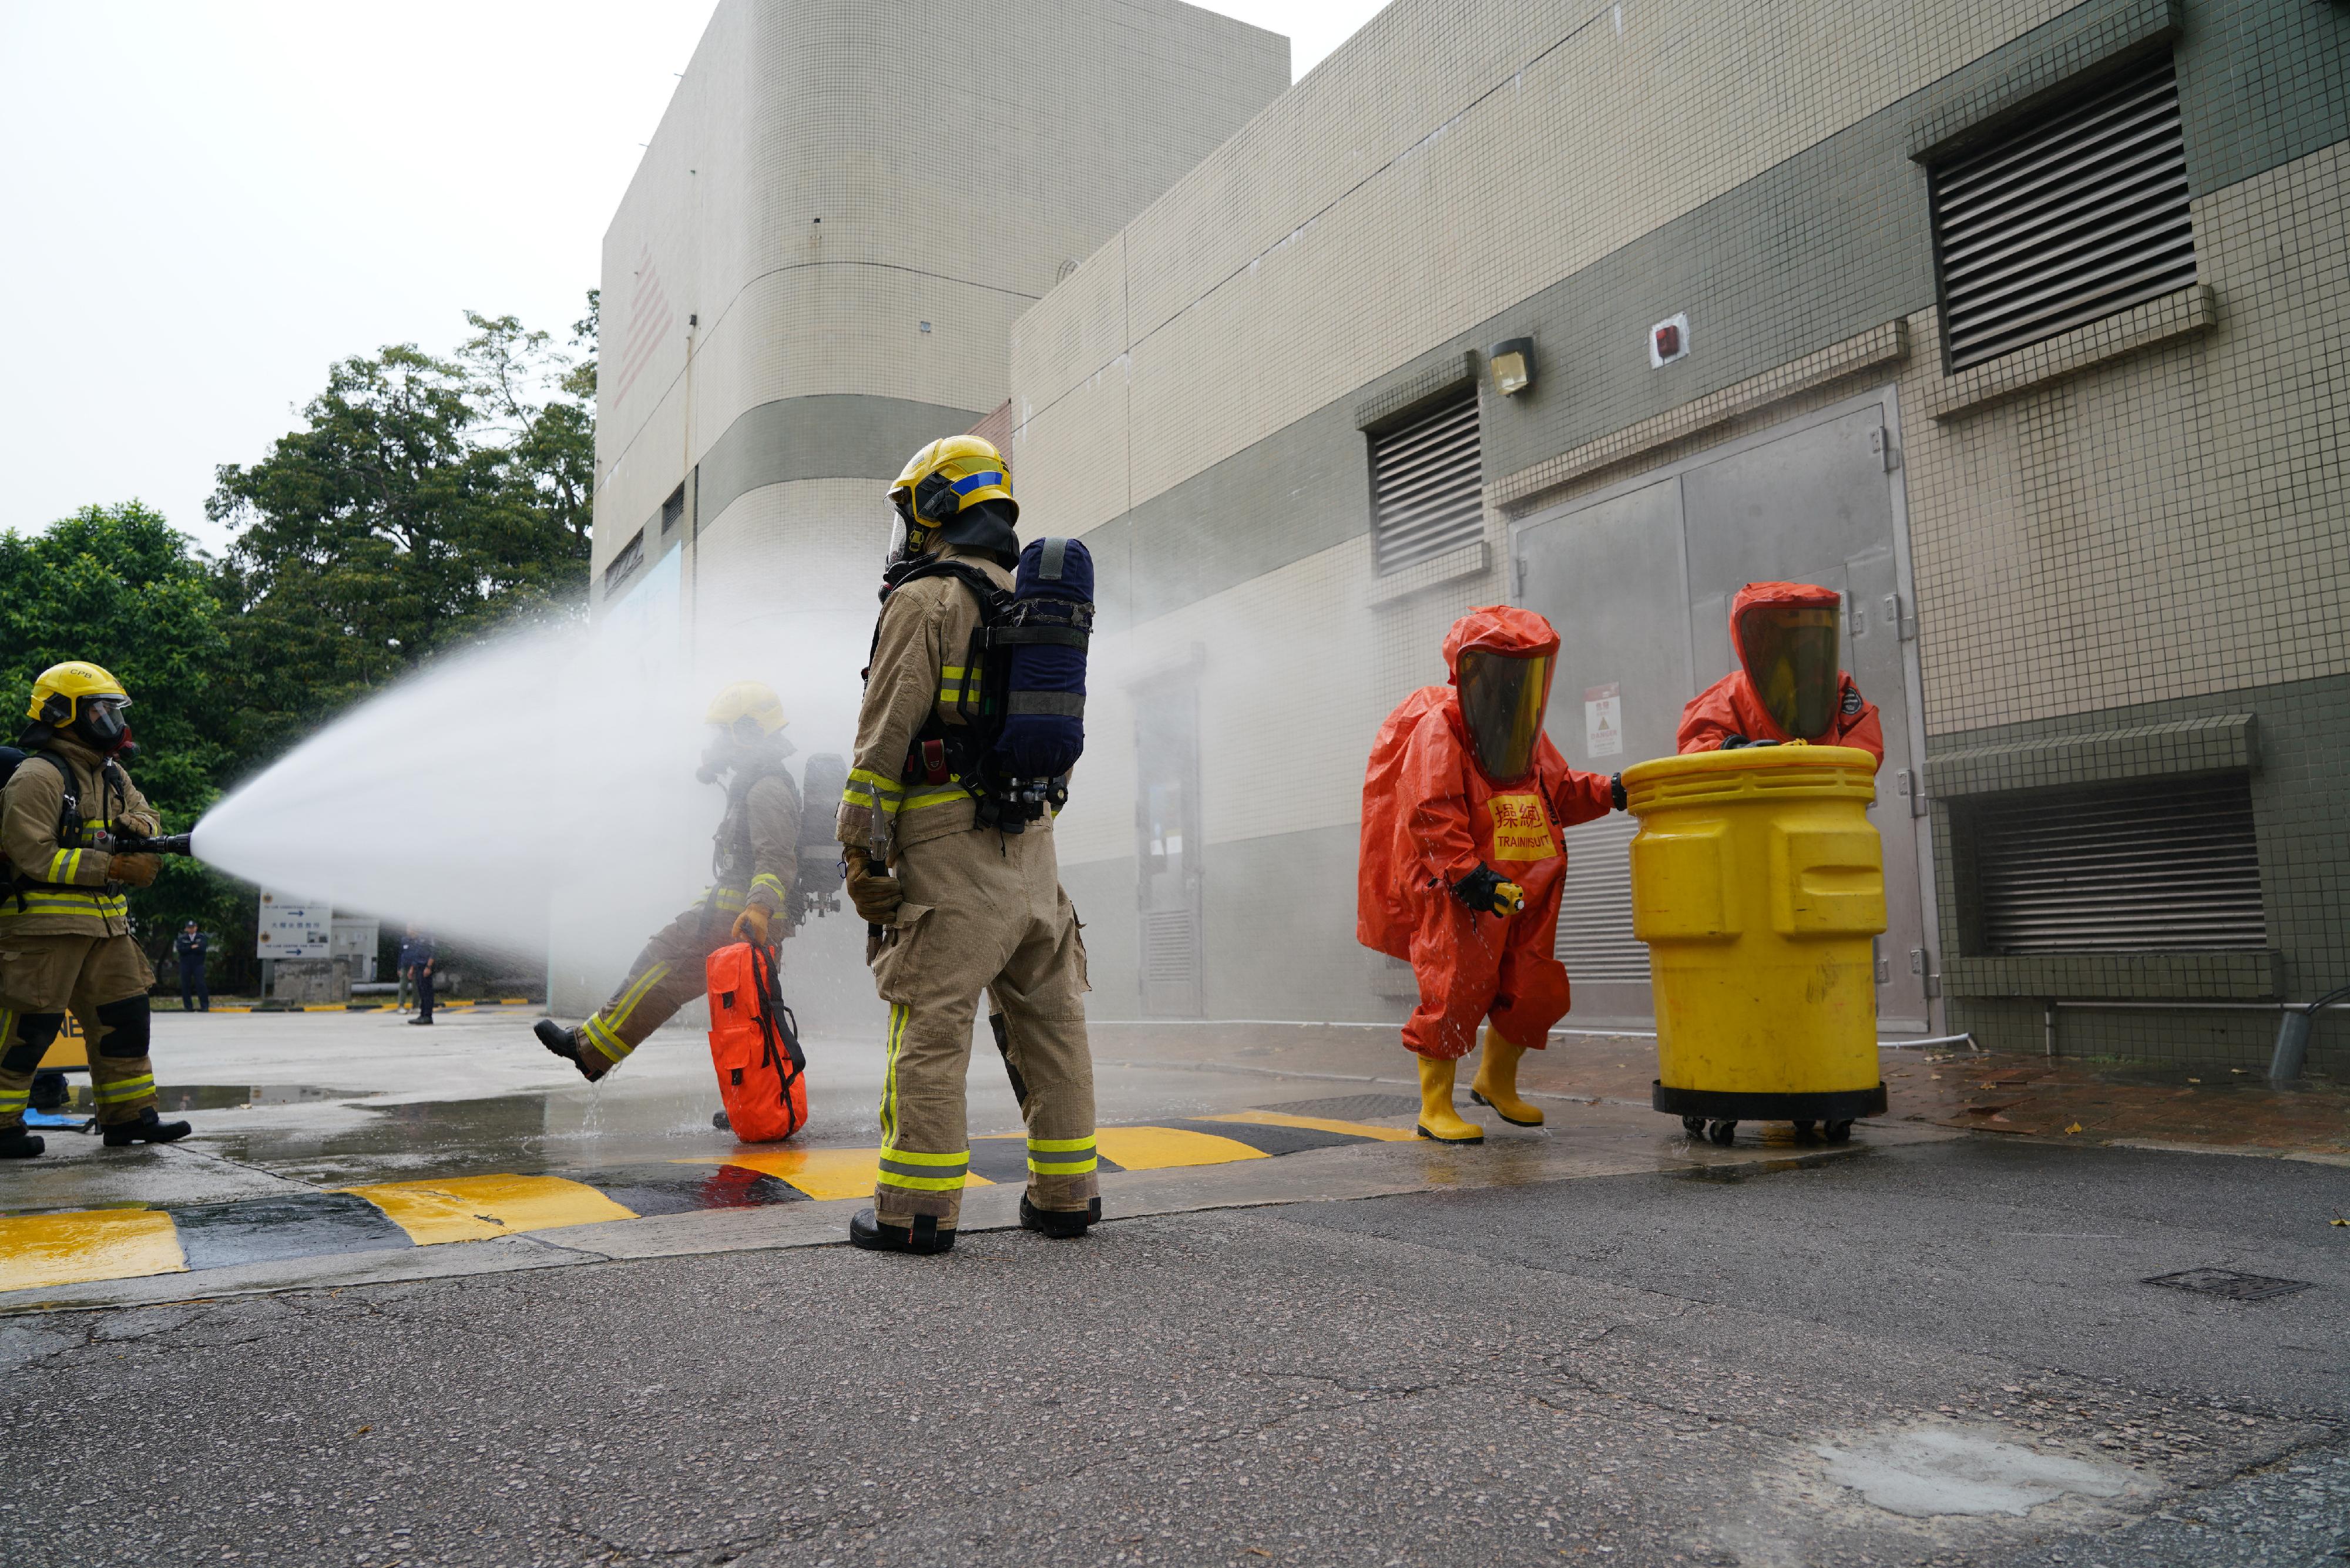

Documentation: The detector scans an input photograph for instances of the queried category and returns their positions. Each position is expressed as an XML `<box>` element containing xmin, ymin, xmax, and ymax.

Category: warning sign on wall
<box><xmin>1584</xmin><ymin>683</ymin><xmax>1623</xmax><ymax>758</ymax></box>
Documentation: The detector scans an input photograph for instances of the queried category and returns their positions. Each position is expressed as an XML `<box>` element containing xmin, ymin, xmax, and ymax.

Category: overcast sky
<box><xmin>0</xmin><ymin>2</ymin><xmax>1382</xmax><ymax>556</ymax></box>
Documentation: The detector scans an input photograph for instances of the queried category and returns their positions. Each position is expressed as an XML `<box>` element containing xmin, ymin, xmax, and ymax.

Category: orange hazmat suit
<box><xmin>1676</xmin><ymin>582</ymin><xmax>1884</xmax><ymax>765</ymax></box>
<box><xmin>1358</xmin><ymin>606</ymin><xmax>1617</xmax><ymax>1061</ymax></box>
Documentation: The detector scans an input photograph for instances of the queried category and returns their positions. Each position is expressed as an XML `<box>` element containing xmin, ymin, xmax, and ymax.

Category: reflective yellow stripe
<box><xmin>0</xmin><ymin>895</ymin><xmax>129</xmax><ymax>919</ymax></box>
<box><xmin>45</xmin><ymin>849</ymin><xmax>75</xmax><ymax>881</ymax></box>
<box><xmin>1028</xmin><ymin>1136</ymin><xmax>1096</xmax><ymax>1153</ymax></box>
<box><xmin>578</xmin><ymin>1015</ymin><xmax>630</xmax><ymax>1063</ymax></box>
<box><xmin>749</xmin><ymin>873</ymin><xmax>785</xmax><ymax>901</ymax></box>
<box><xmin>879</xmin><ymin>1146</ymin><xmax>969</xmax><ymax>1167</ymax></box>
<box><xmin>901</xmin><ymin>785</ymin><xmax>972</xmax><ymax>811</ymax></box>
<box><xmin>1028</xmin><ymin>1159</ymin><xmax>1097</xmax><ymax>1176</ymax></box>
<box><xmin>95</xmin><ymin>1075</ymin><xmax>154</xmax><ymax>1103</ymax></box>
<box><xmin>581</xmin><ymin>960</ymin><xmax>673</xmax><ymax>1062</ymax></box>
<box><xmin>877</xmin><ymin>1003</ymin><xmax>908</xmax><ymax>1146</ymax></box>
<box><xmin>845</xmin><ymin>768</ymin><xmax>904</xmax><ymax>798</ymax></box>
<box><xmin>874</xmin><ymin>1171</ymin><xmax>968</xmax><ymax>1192</ymax></box>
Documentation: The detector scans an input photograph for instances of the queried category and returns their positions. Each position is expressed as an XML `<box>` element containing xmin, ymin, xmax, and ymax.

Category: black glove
<box><xmin>1451</xmin><ymin>864</ymin><xmax>1525</xmax><ymax>916</ymax></box>
<box><xmin>1610</xmin><ymin>773</ymin><xmax>1627</xmax><ymax>811</ymax></box>
<box><xmin>1718</xmin><ymin>734</ymin><xmax>1780</xmax><ymax>751</ymax></box>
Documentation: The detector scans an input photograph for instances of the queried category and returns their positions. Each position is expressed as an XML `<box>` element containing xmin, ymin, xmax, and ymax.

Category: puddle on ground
<box><xmin>36</xmin><ymin>1083</ymin><xmax>361</xmax><ymax>1112</ymax></box>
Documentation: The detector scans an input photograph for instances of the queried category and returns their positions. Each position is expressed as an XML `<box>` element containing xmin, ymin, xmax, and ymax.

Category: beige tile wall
<box><xmin>1011</xmin><ymin>0</ymin><xmax>2074</xmax><ymax>534</ymax></box>
<box><xmin>594</xmin><ymin>0</ymin><xmax>1288</xmax><ymax>574</ymax></box>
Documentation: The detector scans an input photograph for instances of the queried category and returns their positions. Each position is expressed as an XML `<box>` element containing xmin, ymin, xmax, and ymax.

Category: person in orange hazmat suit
<box><xmin>1358</xmin><ymin>606</ymin><xmax>1624</xmax><ymax>1144</ymax></box>
<box><xmin>1676</xmin><ymin>582</ymin><xmax>1884</xmax><ymax>765</ymax></box>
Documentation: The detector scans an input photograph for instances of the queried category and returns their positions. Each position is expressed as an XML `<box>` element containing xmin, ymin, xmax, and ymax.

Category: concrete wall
<box><xmin>1006</xmin><ymin>0</ymin><xmax>2350</xmax><ymax>1067</ymax></box>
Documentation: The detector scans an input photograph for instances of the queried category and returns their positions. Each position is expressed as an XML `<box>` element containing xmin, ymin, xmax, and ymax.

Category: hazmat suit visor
<box><xmin>1735</xmin><ymin>604</ymin><xmax>1842</xmax><ymax>740</ymax></box>
<box><xmin>1455</xmin><ymin>650</ymin><xmax>1552</xmax><ymax>783</ymax></box>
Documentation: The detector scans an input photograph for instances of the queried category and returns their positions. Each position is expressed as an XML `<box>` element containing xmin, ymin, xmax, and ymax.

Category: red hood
<box><xmin>1442</xmin><ymin>605</ymin><xmax>1560</xmax><ymax>682</ymax></box>
<box><xmin>1730</xmin><ymin>580</ymin><xmax>1839</xmax><ymax>666</ymax></box>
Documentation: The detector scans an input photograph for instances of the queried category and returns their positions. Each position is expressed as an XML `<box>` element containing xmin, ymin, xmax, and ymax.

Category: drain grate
<box><xmin>1258</xmin><ymin>1094</ymin><xmax>1420</xmax><ymax>1122</ymax></box>
<box><xmin>2143</xmin><ymin>1268</ymin><xmax>2314</xmax><ymax>1302</ymax></box>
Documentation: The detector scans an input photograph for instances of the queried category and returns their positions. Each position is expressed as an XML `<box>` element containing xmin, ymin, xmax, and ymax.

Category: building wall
<box><xmin>1008</xmin><ymin>0</ymin><xmax>2350</xmax><ymax>1068</ymax></box>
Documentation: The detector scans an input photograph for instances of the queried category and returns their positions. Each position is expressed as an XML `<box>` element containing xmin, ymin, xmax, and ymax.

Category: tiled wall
<box><xmin>590</xmin><ymin>0</ymin><xmax>1288</xmax><ymax>580</ymax></box>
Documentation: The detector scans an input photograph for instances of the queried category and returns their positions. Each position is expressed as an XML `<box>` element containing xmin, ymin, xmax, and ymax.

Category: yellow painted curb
<box><xmin>0</xmin><ymin>1208</ymin><xmax>186</xmax><ymax>1292</ymax></box>
<box><xmin>1200</xmin><ymin>1109</ymin><xmax>1419</xmax><ymax>1143</ymax></box>
<box><xmin>1093</xmin><ymin>1125</ymin><xmax>1268</xmax><ymax>1170</ymax></box>
<box><xmin>338</xmin><ymin>1174</ymin><xmax>636</xmax><ymax>1245</ymax></box>
<box><xmin>689</xmin><ymin>1148</ymin><xmax>994</xmax><ymax>1201</ymax></box>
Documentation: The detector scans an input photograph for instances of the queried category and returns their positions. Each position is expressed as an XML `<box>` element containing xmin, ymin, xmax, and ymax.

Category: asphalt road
<box><xmin>2</xmin><ymin>1137</ymin><xmax>2343</xmax><ymax>1568</ymax></box>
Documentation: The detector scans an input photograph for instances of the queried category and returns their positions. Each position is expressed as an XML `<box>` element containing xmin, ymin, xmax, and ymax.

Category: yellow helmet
<box><xmin>28</xmin><ymin>661</ymin><xmax>130</xmax><ymax>725</ymax></box>
<box><xmin>704</xmin><ymin>681</ymin><xmax>787</xmax><ymax>741</ymax></box>
<box><xmin>889</xmin><ymin>435</ymin><xmax>1017</xmax><ymax>527</ymax></box>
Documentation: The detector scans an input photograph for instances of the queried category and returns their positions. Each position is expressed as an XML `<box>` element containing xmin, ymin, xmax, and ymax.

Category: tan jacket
<box><xmin>0</xmin><ymin>735</ymin><xmax>159</xmax><ymax>938</ymax></box>
<box><xmin>719</xmin><ymin>767</ymin><xmax>801</xmax><ymax>918</ymax></box>
<box><xmin>837</xmin><ymin>546</ymin><xmax>1036</xmax><ymax>857</ymax></box>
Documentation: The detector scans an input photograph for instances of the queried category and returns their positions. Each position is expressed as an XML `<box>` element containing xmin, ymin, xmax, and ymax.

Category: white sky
<box><xmin>0</xmin><ymin>2</ymin><xmax>1383</xmax><ymax>558</ymax></box>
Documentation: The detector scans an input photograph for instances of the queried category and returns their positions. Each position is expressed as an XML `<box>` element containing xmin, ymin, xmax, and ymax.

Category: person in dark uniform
<box><xmin>173</xmin><ymin>921</ymin><xmax>210</xmax><ymax>1012</ymax></box>
<box><xmin>400</xmin><ymin>926</ymin><xmax>436</xmax><ymax>1026</ymax></box>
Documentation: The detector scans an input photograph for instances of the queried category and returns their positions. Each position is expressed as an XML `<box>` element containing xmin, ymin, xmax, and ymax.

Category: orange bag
<box><xmin>706</xmin><ymin>942</ymin><xmax>808</xmax><ymax>1141</ymax></box>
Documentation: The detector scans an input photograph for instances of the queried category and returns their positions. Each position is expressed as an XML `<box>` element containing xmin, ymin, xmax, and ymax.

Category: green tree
<box><xmin>0</xmin><ymin>502</ymin><xmax>252</xmax><ymax>976</ymax></box>
<box><xmin>207</xmin><ymin>301</ymin><xmax>597</xmax><ymax>763</ymax></box>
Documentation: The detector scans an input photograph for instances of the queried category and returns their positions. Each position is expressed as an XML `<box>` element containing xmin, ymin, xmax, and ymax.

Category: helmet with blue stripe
<box><xmin>888</xmin><ymin>435</ymin><xmax>1019</xmax><ymax>568</ymax></box>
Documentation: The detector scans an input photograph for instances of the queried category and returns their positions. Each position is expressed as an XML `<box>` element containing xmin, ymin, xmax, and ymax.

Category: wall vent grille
<box><xmin>1931</xmin><ymin>58</ymin><xmax>2196</xmax><ymax>370</ymax></box>
<box><xmin>1556</xmin><ymin>814</ymin><xmax>1651</xmax><ymax>983</ymax></box>
<box><xmin>1143</xmin><ymin>910</ymin><xmax>1199</xmax><ymax>985</ymax></box>
<box><xmin>603</xmin><ymin>530</ymin><xmax>646</xmax><ymax>595</ymax></box>
<box><xmin>1971</xmin><ymin>774</ymin><xmax>2265</xmax><ymax>953</ymax></box>
<box><xmin>1369</xmin><ymin>387</ymin><xmax>1483</xmax><ymax>573</ymax></box>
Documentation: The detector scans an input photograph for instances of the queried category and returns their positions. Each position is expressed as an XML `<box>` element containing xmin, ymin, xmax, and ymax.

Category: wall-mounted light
<box><xmin>1489</xmin><ymin>337</ymin><xmax>1536</xmax><ymax>397</ymax></box>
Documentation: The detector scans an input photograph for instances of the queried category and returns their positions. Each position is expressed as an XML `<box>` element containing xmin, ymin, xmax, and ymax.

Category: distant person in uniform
<box><xmin>174</xmin><ymin>921</ymin><xmax>209</xmax><ymax>1012</ymax></box>
<box><xmin>1676</xmin><ymin>582</ymin><xmax>1884</xmax><ymax>765</ymax></box>
<box><xmin>400</xmin><ymin>925</ymin><xmax>436</xmax><ymax>1026</ymax></box>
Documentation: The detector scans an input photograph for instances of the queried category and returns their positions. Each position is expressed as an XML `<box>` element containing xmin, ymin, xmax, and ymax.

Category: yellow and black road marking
<box><xmin>0</xmin><ymin>1112</ymin><xmax>1415</xmax><ymax>1294</ymax></box>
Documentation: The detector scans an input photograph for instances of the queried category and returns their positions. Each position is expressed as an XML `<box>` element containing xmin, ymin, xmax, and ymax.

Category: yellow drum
<box><xmin>1624</xmin><ymin>745</ymin><xmax>1888</xmax><ymax>1144</ymax></box>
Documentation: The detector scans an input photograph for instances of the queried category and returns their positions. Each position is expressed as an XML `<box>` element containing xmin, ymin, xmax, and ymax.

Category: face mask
<box><xmin>76</xmin><ymin>697</ymin><xmax>130</xmax><ymax>753</ymax></box>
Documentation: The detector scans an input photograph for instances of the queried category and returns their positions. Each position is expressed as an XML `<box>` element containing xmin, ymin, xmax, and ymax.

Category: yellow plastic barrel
<box><xmin>1623</xmin><ymin>744</ymin><xmax>1888</xmax><ymax>1141</ymax></box>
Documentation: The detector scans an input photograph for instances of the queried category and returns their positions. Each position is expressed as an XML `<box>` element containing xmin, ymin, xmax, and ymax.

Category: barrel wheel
<box><xmin>1822</xmin><ymin>1120</ymin><xmax>1854</xmax><ymax>1144</ymax></box>
<box><xmin>1681</xmin><ymin>1116</ymin><xmax>1707</xmax><ymax>1138</ymax></box>
<box><xmin>1704</xmin><ymin>1119</ymin><xmax>1737</xmax><ymax>1147</ymax></box>
<box><xmin>1790</xmin><ymin>1119</ymin><xmax>1817</xmax><ymax>1140</ymax></box>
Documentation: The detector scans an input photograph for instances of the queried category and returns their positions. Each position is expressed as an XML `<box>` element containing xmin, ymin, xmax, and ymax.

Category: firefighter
<box><xmin>837</xmin><ymin>434</ymin><xmax>1097</xmax><ymax>1254</ymax></box>
<box><xmin>1677</xmin><ymin>582</ymin><xmax>1884</xmax><ymax>764</ymax></box>
<box><xmin>0</xmin><ymin>662</ymin><xmax>189</xmax><ymax>1158</ymax></box>
<box><xmin>1357</xmin><ymin>608</ymin><xmax>1623</xmax><ymax>1144</ymax></box>
<box><xmin>533</xmin><ymin>682</ymin><xmax>800</xmax><ymax>1080</ymax></box>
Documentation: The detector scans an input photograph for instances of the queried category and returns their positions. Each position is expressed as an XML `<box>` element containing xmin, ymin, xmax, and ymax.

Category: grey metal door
<box><xmin>1133</xmin><ymin>671</ymin><xmax>1204</xmax><ymax>1017</ymax></box>
<box><xmin>1512</xmin><ymin>394</ymin><xmax>1933</xmax><ymax>1032</ymax></box>
<box><xmin>1515</xmin><ymin>477</ymin><xmax>1687</xmax><ymax>1025</ymax></box>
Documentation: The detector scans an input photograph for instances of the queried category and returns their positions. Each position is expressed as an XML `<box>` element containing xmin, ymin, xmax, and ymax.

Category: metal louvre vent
<box><xmin>1556</xmin><ymin>814</ymin><xmax>1650</xmax><ymax>983</ymax></box>
<box><xmin>603</xmin><ymin>530</ymin><xmax>646</xmax><ymax>595</ymax></box>
<box><xmin>1143</xmin><ymin>910</ymin><xmax>1198</xmax><ymax>984</ymax></box>
<box><xmin>1931</xmin><ymin>58</ymin><xmax>2196</xmax><ymax>370</ymax></box>
<box><xmin>1369</xmin><ymin>387</ymin><xmax>1483</xmax><ymax>574</ymax></box>
<box><xmin>1971</xmin><ymin>774</ymin><xmax>2265</xmax><ymax>953</ymax></box>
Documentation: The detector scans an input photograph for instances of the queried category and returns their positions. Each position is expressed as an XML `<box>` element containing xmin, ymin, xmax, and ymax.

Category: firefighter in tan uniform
<box><xmin>534</xmin><ymin>682</ymin><xmax>801</xmax><ymax>1080</ymax></box>
<box><xmin>840</xmin><ymin>435</ymin><xmax>1097</xmax><ymax>1254</ymax></box>
<box><xmin>0</xmin><ymin>662</ymin><xmax>190</xmax><ymax>1159</ymax></box>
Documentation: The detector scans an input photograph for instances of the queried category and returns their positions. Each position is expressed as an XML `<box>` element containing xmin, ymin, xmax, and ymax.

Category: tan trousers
<box><xmin>579</xmin><ymin>889</ymin><xmax>746</xmax><ymax>1069</ymax></box>
<box><xmin>870</xmin><ymin>825</ymin><xmax>1095</xmax><ymax>1228</ymax></box>
<box><xmin>0</xmin><ymin>932</ymin><xmax>158</xmax><ymax>1127</ymax></box>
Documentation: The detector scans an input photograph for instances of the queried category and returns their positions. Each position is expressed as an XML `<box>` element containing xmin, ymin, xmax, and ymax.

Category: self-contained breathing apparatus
<box><xmin>869</xmin><ymin>536</ymin><xmax>1095</xmax><ymax>834</ymax></box>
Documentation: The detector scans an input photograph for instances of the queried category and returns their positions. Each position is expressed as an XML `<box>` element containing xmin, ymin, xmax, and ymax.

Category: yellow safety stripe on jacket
<box><xmin>44</xmin><ymin>847</ymin><xmax>83</xmax><ymax>882</ymax></box>
<box><xmin>0</xmin><ymin>892</ymin><xmax>129</xmax><ymax>921</ymax></box>
<box><xmin>0</xmin><ymin>1090</ymin><xmax>28</xmax><ymax>1117</ymax></box>
<box><xmin>938</xmin><ymin>662</ymin><xmax>983</xmax><ymax>707</ymax></box>
<box><xmin>877</xmin><ymin>1002</ymin><xmax>909</xmax><ymax>1146</ymax></box>
<box><xmin>95</xmin><ymin>1073</ymin><xmax>155</xmax><ymax>1104</ymax></box>
<box><xmin>877</xmin><ymin>1144</ymin><xmax>972</xmax><ymax>1193</ymax></box>
<box><xmin>705</xmin><ymin>885</ymin><xmax>748</xmax><ymax>914</ymax></box>
<box><xmin>749</xmin><ymin>872</ymin><xmax>785</xmax><ymax>903</ymax></box>
<box><xmin>901</xmin><ymin>783</ymin><xmax>974</xmax><ymax>812</ymax></box>
<box><xmin>844</xmin><ymin>767</ymin><xmax>906</xmax><ymax>817</ymax></box>
<box><xmin>1028</xmin><ymin>1133</ymin><xmax>1099</xmax><ymax>1177</ymax></box>
<box><xmin>580</xmin><ymin>961</ymin><xmax>673</xmax><ymax>1063</ymax></box>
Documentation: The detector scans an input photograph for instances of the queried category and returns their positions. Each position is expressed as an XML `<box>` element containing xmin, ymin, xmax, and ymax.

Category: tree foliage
<box><xmin>4</xmin><ymin>300</ymin><xmax>597</xmax><ymax>985</ymax></box>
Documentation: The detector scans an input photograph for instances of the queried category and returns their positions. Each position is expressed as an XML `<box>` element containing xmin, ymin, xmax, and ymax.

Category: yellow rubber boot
<box><xmin>1415</xmin><ymin>1053</ymin><xmax>1484</xmax><ymax>1144</ymax></box>
<box><xmin>1469</xmin><ymin>1028</ymin><xmax>1545</xmax><ymax>1127</ymax></box>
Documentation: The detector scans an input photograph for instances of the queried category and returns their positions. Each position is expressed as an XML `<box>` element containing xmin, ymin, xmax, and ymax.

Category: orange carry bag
<box><xmin>706</xmin><ymin>941</ymin><xmax>809</xmax><ymax>1141</ymax></box>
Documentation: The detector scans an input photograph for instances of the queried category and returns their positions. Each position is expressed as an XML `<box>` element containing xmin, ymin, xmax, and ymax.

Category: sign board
<box><xmin>1583</xmin><ymin>682</ymin><xmax>1624</xmax><ymax>758</ymax></box>
<box><xmin>257</xmin><ymin>891</ymin><xmax>333</xmax><ymax>959</ymax></box>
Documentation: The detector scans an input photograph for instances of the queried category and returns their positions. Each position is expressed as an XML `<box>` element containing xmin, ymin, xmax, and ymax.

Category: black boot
<box><xmin>534</xmin><ymin>1019</ymin><xmax>607</xmax><ymax>1083</ymax></box>
<box><xmin>1020</xmin><ymin>1195</ymin><xmax>1101</xmax><ymax>1240</ymax></box>
<box><xmin>848</xmin><ymin>1209</ymin><xmax>955</xmax><ymax>1254</ymax></box>
<box><xmin>0</xmin><ymin>1124</ymin><xmax>45</xmax><ymax>1159</ymax></box>
<box><xmin>102</xmin><ymin>1108</ymin><xmax>192</xmax><ymax>1147</ymax></box>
